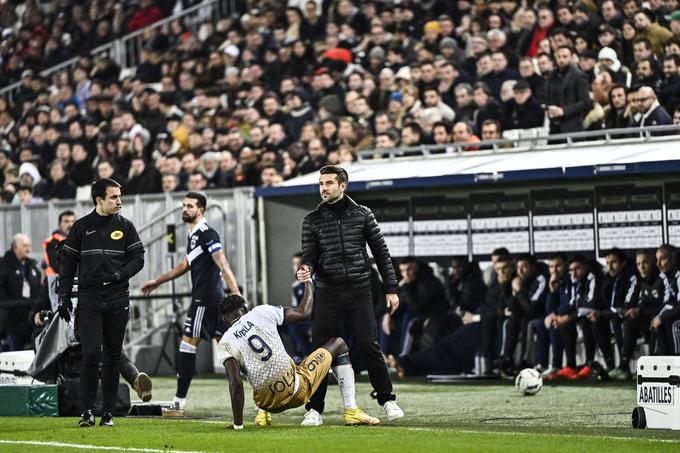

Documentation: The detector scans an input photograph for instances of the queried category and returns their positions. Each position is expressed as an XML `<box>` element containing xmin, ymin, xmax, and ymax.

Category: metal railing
<box><xmin>358</xmin><ymin>124</ymin><xmax>680</xmax><ymax>162</ymax></box>
<box><xmin>0</xmin><ymin>0</ymin><xmax>236</xmax><ymax>103</ymax></box>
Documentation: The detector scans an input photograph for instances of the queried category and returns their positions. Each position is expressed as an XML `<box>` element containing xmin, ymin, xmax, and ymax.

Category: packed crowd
<box><xmin>2</xmin><ymin>0</ymin><xmax>680</xmax><ymax>204</ymax></box>
<box><xmin>377</xmin><ymin>245</ymin><xmax>680</xmax><ymax>380</ymax></box>
<box><xmin>0</xmin><ymin>0</ymin><xmax>173</xmax><ymax>85</ymax></box>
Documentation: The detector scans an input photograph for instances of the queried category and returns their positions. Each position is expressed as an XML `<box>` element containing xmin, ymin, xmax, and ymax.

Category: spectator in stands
<box><xmin>39</xmin><ymin>161</ymin><xmax>76</xmax><ymax>200</ymax></box>
<box><xmin>633</xmin><ymin>9</ymin><xmax>673</xmax><ymax>56</ymax></box>
<box><xmin>161</xmin><ymin>173</ymin><xmax>179</xmax><ymax>193</ymax></box>
<box><xmin>452</xmin><ymin>122</ymin><xmax>481</xmax><ymax>150</ymax></box>
<box><xmin>454</xmin><ymin>84</ymin><xmax>476</xmax><ymax>123</ymax></box>
<box><xmin>605</xmin><ymin>84</ymin><xmax>632</xmax><ymax>129</ymax></box>
<box><xmin>637</xmin><ymin>85</ymin><xmax>673</xmax><ymax>127</ymax></box>
<box><xmin>432</xmin><ymin>122</ymin><xmax>452</xmax><ymax>145</ymax></box>
<box><xmin>660</xmin><ymin>54</ymin><xmax>680</xmax><ymax>115</ymax></box>
<box><xmin>126</xmin><ymin>156</ymin><xmax>161</xmax><ymax>194</ymax></box>
<box><xmin>481</xmin><ymin>119</ymin><xmax>503</xmax><ymax>141</ymax></box>
<box><xmin>674</xmin><ymin>107</ymin><xmax>680</xmax><ymax>124</ymax></box>
<box><xmin>0</xmin><ymin>233</ymin><xmax>42</xmax><ymax>351</ymax></box>
<box><xmin>472</xmin><ymin>82</ymin><xmax>502</xmax><ymax>134</ymax></box>
<box><xmin>423</xmin><ymin>87</ymin><xmax>455</xmax><ymax>123</ymax></box>
<box><xmin>481</xmin><ymin>51</ymin><xmax>520</xmax><ymax>100</ymax></box>
<box><xmin>634</xmin><ymin>57</ymin><xmax>663</xmax><ymax>91</ymax></box>
<box><xmin>501</xmin><ymin>79</ymin><xmax>545</xmax><ymax>132</ymax></box>
<box><xmin>545</xmin><ymin>46</ymin><xmax>592</xmax><ymax>135</ymax></box>
<box><xmin>400</xmin><ymin>122</ymin><xmax>424</xmax><ymax>147</ymax></box>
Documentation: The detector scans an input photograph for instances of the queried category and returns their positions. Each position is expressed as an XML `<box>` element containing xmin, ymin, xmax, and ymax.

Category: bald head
<box><xmin>638</xmin><ymin>86</ymin><xmax>657</xmax><ymax>113</ymax></box>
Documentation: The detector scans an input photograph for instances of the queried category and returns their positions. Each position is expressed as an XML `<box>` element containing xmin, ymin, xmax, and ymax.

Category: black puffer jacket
<box><xmin>301</xmin><ymin>195</ymin><xmax>398</xmax><ymax>293</ymax></box>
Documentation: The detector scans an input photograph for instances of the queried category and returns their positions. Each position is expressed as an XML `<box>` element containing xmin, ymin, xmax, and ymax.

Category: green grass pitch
<box><xmin>1</xmin><ymin>376</ymin><xmax>679</xmax><ymax>452</ymax></box>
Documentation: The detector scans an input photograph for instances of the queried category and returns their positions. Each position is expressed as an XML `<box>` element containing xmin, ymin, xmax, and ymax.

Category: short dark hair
<box><xmin>604</xmin><ymin>247</ymin><xmax>627</xmax><ymax>263</ymax></box>
<box><xmin>320</xmin><ymin>165</ymin><xmax>349</xmax><ymax>184</ymax></box>
<box><xmin>569</xmin><ymin>254</ymin><xmax>589</xmax><ymax>266</ymax></box>
<box><xmin>548</xmin><ymin>252</ymin><xmax>568</xmax><ymax>263</ymax></box>
<box><xmin>657</xmin><ymin>243</ymin><xmax>677</xmax><ymax>260</ymax></box>
<box><xmin>91</xmin><ymin>178</ymin><xmax>121</xmax><ymax>205</ymax></box>
<box><xmin>185</xmin><ymin>191</ymin><xmax>207</xmax><ymax>210</ymax></box>
<box><xmin>220</xmin><ymin>293</ymin><xmax>247</xmax><ymax>319</ymax></box>
<box><xmin>516</xmin><ymin>253</ymin><xmax>536</xmax><ymax>266</ymax></box>
<box><xmin>491</xmin><ymin>247</ymin><xmax>510</xmax><ymax>259</ymax></box>
<box><xmin>664</xmin><ymin>54</ymin><xmax>680</xmax><ymax>66</ymax></box>
<box><xmin>432</xmin><ymin>121</ymin><xmax>452</xmax><ymax>134</ymax></box>
<box><xmin>58</xmin><ymin>210</ymin><xmax>76</xmax><ymax>223</ymax></box>
<box><xmin>633</xmin><ymin>36</ymin><xmax>652</xmax><ymax>49</ymax></box>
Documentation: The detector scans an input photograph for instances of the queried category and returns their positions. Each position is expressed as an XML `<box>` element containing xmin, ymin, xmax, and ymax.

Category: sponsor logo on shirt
<box><xmin>111</xmin><ymin>230</ymin><xmax>124</xmax><ymax>240</ymax></box>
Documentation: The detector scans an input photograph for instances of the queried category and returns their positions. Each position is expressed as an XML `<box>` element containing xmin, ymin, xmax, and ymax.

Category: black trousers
<box><xmin>479</xmin><ymin>313</ymin><xmax>500</xmax><ymax>361</ymax></box>
<box><xmin>579</xmin><ymin>317</ymin><xmax>615</xmax><ymax>368</ymax></box>
<box><xmin>402</xmin><ymin>322</ymin><xmax>481</xmax><ymax>376</ymax></box>
<box><xmin>655</xmin><ymin>317</ymin><xmax>680</xmax><ymax>355</ymax></box>
<box><xmin>501</xmin><ymin>313</ymin><xmax>538</xmax><ymax>365</ymax></box>
<box><xmin>76</xmin><ymin>296</ymin><xmax>129</xmax><ymax>414</ymax></box>
<box><xmin>306</xmin><ymin>285</ymin><xmax>394</xmax><ymax>413</ymax></box>
<box><xmin>610</xmin><ymin>316</ymin><xmax>623</xmax><ymax>359</ymax></box>
<box><xmin>621</xmin><ymin>316</ymin><xmax>653</xmax><ymax>369</ymax></box>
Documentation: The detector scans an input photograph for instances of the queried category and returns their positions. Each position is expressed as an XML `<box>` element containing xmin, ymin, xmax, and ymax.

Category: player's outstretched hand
<box><xmin>296</xmin><ymin>265</ymin><xmax>312</xmax><ymax>282</ymax></box>
<box><xmin>141</xmin><ymin>279</ymin><xmax>159</xmax><ymax>295</ymax></box>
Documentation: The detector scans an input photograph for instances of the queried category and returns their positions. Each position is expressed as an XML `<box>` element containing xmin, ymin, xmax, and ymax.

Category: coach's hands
<box><xmin>141</xmin><ymin>279</ymin><xmax>160</xmax><ymax>295</ymax></box>
<box><xmin>57</xmin><ymin>296</ymin><xmax>73</xmax><ymax>322</ymax></box>
<box><xmin>386</xmin><ymin>293</ymin><xmax>399</xmax><ymax>315</ymax></box>
<box><xmin>296</xmin><ymin>264</ymin><xmax>312</xmax><ymax>282</ymax></box>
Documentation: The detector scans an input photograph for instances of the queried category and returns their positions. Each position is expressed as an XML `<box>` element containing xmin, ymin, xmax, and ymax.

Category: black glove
<box><xmin>57</xmin><ymin>296</ymin><xmax>73</xmax><ymax>322</ymax></box>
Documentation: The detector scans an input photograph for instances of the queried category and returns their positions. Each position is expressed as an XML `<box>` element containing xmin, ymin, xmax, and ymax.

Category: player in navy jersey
<box><xmin>142</xmin><ymin>192</ymin><xmax>240</xmax><ymax>409</ymax></box>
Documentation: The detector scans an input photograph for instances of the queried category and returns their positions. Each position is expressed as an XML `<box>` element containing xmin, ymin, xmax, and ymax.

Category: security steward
<box><xmin>57</xmin><ymin>179</ymin><xmax>144</xmax><ymax>427</ymax></box>
<box><xmin>43</xmin><ymin>210</ymin><xmax>76</xmax><ymax>311</ymax></box>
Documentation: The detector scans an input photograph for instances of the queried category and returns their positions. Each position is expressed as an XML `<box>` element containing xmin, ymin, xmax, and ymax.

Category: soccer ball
<box><xmin>515</xmin><ymin>368</ymin><xmax>543</xmax><ymax>396</ymax></box>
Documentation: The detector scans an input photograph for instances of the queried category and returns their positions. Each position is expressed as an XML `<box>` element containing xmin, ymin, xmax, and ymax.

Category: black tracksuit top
<box><xmin>59</xmin><ymin>209</ymin><xmax>145</xmax><ymax>301</ymax></box>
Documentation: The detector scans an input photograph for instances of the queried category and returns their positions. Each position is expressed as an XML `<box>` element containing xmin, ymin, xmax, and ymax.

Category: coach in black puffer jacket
<box><xmin>297</xmin><ymin>165</ymin><xmax>404</xmax><ymax>420</ymax></box>
<box><xmin>301</xmin><ymin>196</ymin><xmax>398</xmax><ymax>293</ymax></box>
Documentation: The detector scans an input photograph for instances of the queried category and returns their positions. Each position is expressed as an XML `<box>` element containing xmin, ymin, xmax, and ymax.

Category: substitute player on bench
<box><xmin>218</xmin><ymin>280</ymin><xmax>379</xmax><ymax>429</ymax></box>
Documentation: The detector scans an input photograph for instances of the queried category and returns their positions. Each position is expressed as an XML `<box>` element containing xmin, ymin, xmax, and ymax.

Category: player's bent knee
<box><xmin>324</xmin><ymin>337</ymin><xmax>348</xmax><ymax>356</ymax></box>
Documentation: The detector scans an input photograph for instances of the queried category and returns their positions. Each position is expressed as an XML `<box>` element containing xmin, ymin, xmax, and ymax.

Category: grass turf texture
<box><xmin>1</xmin><ymin>376</ymin><xmax>679</xmax><ymax>452</ymax></box>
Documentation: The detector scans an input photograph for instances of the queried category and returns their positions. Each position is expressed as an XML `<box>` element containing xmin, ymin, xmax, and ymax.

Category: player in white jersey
<box><xmin>218</xmin><ymin>280</ymin><xmax>380</xmax><ymax>429</ymax></box>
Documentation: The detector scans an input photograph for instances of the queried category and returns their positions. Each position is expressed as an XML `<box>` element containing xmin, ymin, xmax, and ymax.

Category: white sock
<box><xmin>332</xmin><ymin>364</ymin><xmax>357</xmax><ymax>409</ymax></box>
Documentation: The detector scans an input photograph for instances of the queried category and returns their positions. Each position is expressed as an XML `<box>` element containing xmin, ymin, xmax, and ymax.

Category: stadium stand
<box><xmin>3</xmin><ymin>0</ymin><xmax>680</xmax><ymax>203</ymax></box>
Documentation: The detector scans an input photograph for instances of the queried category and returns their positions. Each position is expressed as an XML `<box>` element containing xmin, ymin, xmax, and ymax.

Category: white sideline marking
<box><xmin>0</xmin><ymin>440</ymin><xmax>212</xmax><ymax>452</ymax></box>
<box><xmin>457</xmin><ymin>430</ymin><xmax>680</xmax><ymax>444</ymax></box>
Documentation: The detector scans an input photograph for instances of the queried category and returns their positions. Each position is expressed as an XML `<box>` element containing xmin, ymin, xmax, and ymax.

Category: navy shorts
<box><xmin>183</xmin><ymin>302</ymin><xmax>228</xmax><ymax>341</ymax></box>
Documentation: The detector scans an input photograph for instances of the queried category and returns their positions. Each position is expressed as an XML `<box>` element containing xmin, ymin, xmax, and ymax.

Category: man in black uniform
<box><xmin>141</xmin><ymin>192</ymin><xmax>240</xmax><ymax>410</ymax></box>
<box><xmin>57</xmin><ymin>178</ymin><xmax>145</xmax><ymax>427</ymax></box>
<box><xmin>497</xmin><ymin>254</ymin><xmax>548</xmax><ymax>375</ymax></box>
<box><xmin>296</xmin><ymin>165</ymin><xmax>404</xmax><ymax>426</ymax></box>
<box><xmin>652</xmin><ymin>244</ymin><xmax>680</xmax><ymax>355</ymax></box>
<box><xmin>611</xmin><ymin>250</ymin><xmax>666</xmax><ymax>380</ymax></box>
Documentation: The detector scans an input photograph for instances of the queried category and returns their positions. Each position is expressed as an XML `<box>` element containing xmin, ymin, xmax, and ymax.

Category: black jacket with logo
<box><xmin>301</xmin><ymin>195</ymin><xmax>398</xmax><ymax>293</ymax></box>
<box><xmin>637</xmin><ymin>269</ymin><xmax>668</xmax><ymax>319</ymax></box>
<box><xmin>59</xmin><ymin>209</ymin><xmax>145</xmax><ymax>301</ymax></box>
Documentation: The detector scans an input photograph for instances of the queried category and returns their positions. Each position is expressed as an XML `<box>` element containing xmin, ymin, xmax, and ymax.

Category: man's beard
<box><xmin>182</xmin><ymin>212</ymin><xmax>197</xmax><ymax>223</ymax></box>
